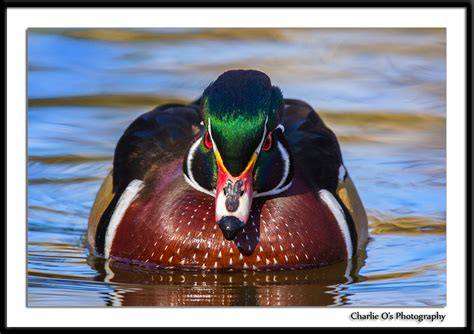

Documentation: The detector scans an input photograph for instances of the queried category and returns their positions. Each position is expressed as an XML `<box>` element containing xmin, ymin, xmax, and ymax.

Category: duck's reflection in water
<box><xmin>88</xmin><ymin>250</ymin><xmax>366</xmax><ymax>307</ymax></box>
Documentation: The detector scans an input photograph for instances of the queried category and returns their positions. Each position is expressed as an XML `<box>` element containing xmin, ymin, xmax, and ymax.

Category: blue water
<box><xmin>27</xmin><ymin>28</ymin><xmax>446</xmax><ymax>306</ymax></box>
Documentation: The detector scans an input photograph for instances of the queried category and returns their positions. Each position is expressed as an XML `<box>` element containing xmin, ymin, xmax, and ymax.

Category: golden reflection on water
<box><xmin>368</xmin><ymin>215</ymin><xmax>445</xmax><ymax>235</ymax></box>
<box><xmin>28</xmin><ymin>232</ymin><xmax>442</xmax><ymax>307</ymax></box>
<box><xmin>88</xmin><ymin>252</ymin><xmax>367</xmax><ymax>307</ymax></box>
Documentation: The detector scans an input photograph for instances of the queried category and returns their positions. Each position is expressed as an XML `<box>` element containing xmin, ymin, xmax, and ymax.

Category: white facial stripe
<box><xmin>184</xmin><ymin>137</ymin><xmax>216</xmax><ymax>197</ymax></box>
<box><xmin>318</xmin><ymin>189</ymin><xmax>353</xmax><ymax>260</ymax></box>
<box><xmin>186</xmin><ymin>136</ymin><xmax>201</xmax><ymax>182</ymax></box>
<box><xmin>253</xmin><ymin>139</ymin><xmax>292</xmax><ymax>198</ymax></box>
<box><xmin>275</xmin><ymin>124</ymin><xmax>285</xmax><ymax>133</ymax></box>
<box><xmin>254</xmin><ymin>180</ymin><xmax>293</xmax><ymax>198</ymax></box>
<box><xmin>255</xmin><ymin>116</ymin><xmax>269</xmax><ymax>155</ymax></box>
<box><xmin>275</xmin><ymin>141</ymin><xmax>290</xmax><ymax>189</ymax></box>
<box><xmin>105</xmin><ymin>179</ymin><xmax>144</xmax><ymax>258</ymax></box>
<box><xmin>215</xmin><ymin>191</ymin><xmax>251</xmax><ymax>222</ymax></box>
<box><xmin>183</xmin><ymin>173</ymin><xmax>215</xmax><ymax>197</ymax></box>
<box><xmin>184</xmin><ymin>136</ymin><xmax>215</xmax><ymax>196</ymax></box>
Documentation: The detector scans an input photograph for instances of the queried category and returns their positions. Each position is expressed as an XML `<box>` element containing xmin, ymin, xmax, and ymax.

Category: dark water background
<box><xmin>27</xmin><ymin>28</ymin><xmax>446</xmax><ymax>306</ymax></box>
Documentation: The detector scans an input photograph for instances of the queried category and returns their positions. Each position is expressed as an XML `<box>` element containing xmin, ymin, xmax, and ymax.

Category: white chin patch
<box><xmin>215</xmin><ymin>191</ymin><xmax>251</xmax><ymax>223</ymax></box>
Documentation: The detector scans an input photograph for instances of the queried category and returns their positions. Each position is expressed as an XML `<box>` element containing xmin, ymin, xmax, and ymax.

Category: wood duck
<box><xmin>88</xmin><ymin>69</ymin><xmax>368</xmax><ymax>271</ymax></box>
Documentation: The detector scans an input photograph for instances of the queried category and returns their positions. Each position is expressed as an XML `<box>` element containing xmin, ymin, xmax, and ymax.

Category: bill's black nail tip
<box><xmin>217</xmin><ymin>216</ymin><xmax>245</xmax><ymax>240</ymax></box>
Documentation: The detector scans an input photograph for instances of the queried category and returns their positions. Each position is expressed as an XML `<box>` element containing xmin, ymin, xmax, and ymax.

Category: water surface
<box><xmin>27</xmin><ymin>28</ymin><xmax>446</xmax><ymax>307</ymax></box>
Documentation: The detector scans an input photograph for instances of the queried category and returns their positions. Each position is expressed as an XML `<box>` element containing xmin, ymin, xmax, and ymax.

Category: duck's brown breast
<box><xmin>108</xmin><ymin>160</ymin><xmax>348</xmax><ymax>271</ymax></box>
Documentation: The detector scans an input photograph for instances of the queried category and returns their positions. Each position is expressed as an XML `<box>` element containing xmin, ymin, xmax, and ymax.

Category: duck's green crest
<box><xmin>202</xmin><ymin>69</ymin><xmax>284</xmax><ymax>175</ymax></box>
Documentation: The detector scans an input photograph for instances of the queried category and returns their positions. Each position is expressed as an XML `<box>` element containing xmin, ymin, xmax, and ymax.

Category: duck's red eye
<box><xmin>204</xmin><ymin>131</ymin><xmax>213</xmax><ymax>149</ymax></box>
<box><xmin>262</xmin><ymin>132</ymin><xmax>272</xmax><ymax>151</ymax></box>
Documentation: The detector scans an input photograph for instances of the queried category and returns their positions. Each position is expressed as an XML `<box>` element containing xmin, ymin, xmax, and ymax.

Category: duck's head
<box><xmin>183</xmin><ymin>70</ymin><xmax>294</xmax><ymax>241</ymax></box>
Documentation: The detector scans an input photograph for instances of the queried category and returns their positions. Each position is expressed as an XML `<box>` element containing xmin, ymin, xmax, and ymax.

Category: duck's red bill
<box><xmin>214</xmin><ymin>151</ymin><xmax>257</xmax><ymax>239</ymax></box>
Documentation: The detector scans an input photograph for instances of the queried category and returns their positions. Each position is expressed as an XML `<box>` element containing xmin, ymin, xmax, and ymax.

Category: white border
<box><xmin>7</xmin><ymin>8</ymin><xmax>466</xmax><ymax>328</ymax></box>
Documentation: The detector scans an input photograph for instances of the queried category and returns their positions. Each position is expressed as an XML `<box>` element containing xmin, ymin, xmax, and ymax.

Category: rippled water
<box><xmin>27</xmin><ymin>28</ymin><xmax>446</xmax><ymax>306</ymax></box>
